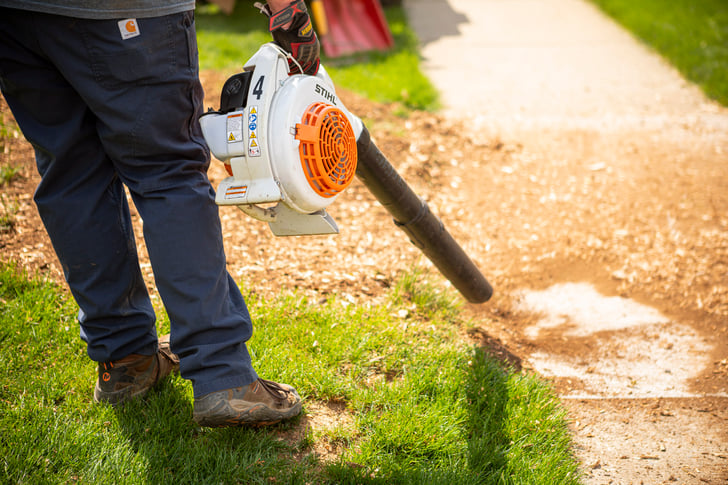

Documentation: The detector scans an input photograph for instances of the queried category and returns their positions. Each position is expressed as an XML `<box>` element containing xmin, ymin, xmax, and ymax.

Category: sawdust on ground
<box><xmin>1</xmin><ymin>75</ymin><xmax>727</xmax><ymax>483</ymax></box>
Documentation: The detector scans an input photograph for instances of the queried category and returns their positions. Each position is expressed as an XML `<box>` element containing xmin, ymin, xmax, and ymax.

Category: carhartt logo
<box><xmin>118</xmin><ymin>18</ymin><xmax>140</xmax><ymax>40</ymax></box>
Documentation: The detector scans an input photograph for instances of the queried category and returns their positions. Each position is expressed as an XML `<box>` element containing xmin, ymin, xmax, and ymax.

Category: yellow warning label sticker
<box><xmin>226</xmin><ymin>113</ymin><xmax>243</xmax><ymax>144</ymax></box>
<box><xmin>248</xmin><ymin>106</ymin><xmax>260</xmax><ymax>157</ymax></box>
<box><xmin>249</xmin><ymin>140</ymin><xmax>261</xmax><ymax>157</ymax></box>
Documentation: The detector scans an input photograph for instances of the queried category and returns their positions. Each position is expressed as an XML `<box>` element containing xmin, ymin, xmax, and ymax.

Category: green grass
<box><xmin>0</xmin><ymin>195</ymin><xmax>18</xmax><ymax>232</ymax></box>
<box><xmin>195</xmin><ymin>4</ymin><xmax>439</xmax><ymax>111</ymax></box>
<box><xmin>0</xmin><ymin>262</ymin><xmax>581</xmax><ymax>484</ymax></box>
<box><xmin>0</xmin><ymin>112</ymin><xmax>22</xmax><ymax>232</ymax></box>
<box><xmin>390</xmin><ymin>265</ymin><xmax>462</xmax><ymax>323</ymax></box>
<box><xmin>0</xmin><ymin>164</ymin><xmax>21</xmax><ymax>186</ymax></box>
<box><xmin>590</xmin><ymin>0</ymin><xmax>728</xmax><ymax>106</ymax></box>
<box><xmin>0</xmin><ymin>115</ymin><xmax>22</xmax><ymax>232</ymax></box>
<box><xmin>1</xmin><ymin>113</ymin><xmax>22</xmax><ymax>187</ymax></box>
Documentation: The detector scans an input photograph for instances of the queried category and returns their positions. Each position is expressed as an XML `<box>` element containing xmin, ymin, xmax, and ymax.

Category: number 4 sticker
<box><xmin>252</xmin><ymin>76</ymin><xmax>264</xmax><ymax>100</ymax></box>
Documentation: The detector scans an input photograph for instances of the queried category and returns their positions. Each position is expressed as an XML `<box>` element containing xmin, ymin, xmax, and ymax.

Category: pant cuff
<box><xmin>191</xmin><ymin>370</ymin><xmax>259</xmax><ymax>399</ymax></box>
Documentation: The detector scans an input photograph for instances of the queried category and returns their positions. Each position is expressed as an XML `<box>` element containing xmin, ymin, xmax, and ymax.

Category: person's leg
<box><xmin>0</xmin><ymin>7</ymin><xmax>158</xmax><ymax>362</ymax></box>
<box><xmin>2</xmin><ymin>8</ymin><xmax>300</xmax><ymax>423</ymax></box>
<box><xmin>34</xmin><ymin>10</ymin><xmax>258</xmax><ymax>396</ymax></box>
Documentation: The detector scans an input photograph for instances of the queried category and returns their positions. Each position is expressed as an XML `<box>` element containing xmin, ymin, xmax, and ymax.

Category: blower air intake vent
<box><xmin>296</xmin><ymin>102</ymin><xmax>357</xmax><ymax>198</ymax></box>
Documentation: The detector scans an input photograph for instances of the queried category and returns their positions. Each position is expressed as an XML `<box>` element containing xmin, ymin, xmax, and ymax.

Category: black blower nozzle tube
<box><xmin>355</xmin><ymin>126</ymin><xmax>493</xmax><ymax>304</ymax></box>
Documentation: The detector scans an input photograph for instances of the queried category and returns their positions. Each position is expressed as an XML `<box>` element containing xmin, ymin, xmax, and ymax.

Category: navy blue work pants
<box><xmin>0</xmin><ymin>8</ymin><xmax>258</xmax><ymax>397</ymax></box>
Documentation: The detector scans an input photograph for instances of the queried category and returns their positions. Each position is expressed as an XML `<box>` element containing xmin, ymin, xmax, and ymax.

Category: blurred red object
<box><xmin>313</xmin><ymin>0</ymin><xmax>394</xmax><ymax>58</ymax></box>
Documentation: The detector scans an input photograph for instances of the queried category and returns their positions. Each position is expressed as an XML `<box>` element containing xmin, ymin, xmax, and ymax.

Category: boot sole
<box><xmin>93</xmin><ymin>383</ymin><xmax>150</xmax><ymax>406</ymax></box>
<box><xmin>193</xmin><ymin>401</ymin><xmax>302</xmax><ymax>428</ymax></box>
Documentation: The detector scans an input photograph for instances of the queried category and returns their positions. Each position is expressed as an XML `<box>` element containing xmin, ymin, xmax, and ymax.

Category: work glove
<box><xmin>255</xmin><ymin>0</ymin><xmax>321</xmax><ymax>75</ymax></box>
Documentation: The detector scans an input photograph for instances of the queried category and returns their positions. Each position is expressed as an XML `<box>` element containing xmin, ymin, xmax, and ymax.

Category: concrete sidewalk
<box><xmin>403</xmin><ymin>0</ymin><xmax>728</xmax><ymax>135</ymax></box>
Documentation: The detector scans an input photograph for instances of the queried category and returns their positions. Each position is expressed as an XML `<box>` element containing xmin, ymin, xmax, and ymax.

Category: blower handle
<box><xmin>355</xmin><ymin>126</ymin><xmax>493</xmax><ymax>304</ymax></box>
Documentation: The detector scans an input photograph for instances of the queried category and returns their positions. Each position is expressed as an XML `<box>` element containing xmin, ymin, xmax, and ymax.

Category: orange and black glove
<box><xmin>256</xmin><ymin>0</ymin><xmax>320</xmax><ymax>75</ymax></box>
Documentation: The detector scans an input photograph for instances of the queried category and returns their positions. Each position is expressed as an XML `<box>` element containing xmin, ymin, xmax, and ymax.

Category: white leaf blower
<box><xmin>200</xmin><ymin>43</ymin><xmax>362</xmax><ymax>236</ymax></box>
<box><xmin>201</xmin><ymin>43</ymin><xmax>494</xmax><ymax>304</ymax></box>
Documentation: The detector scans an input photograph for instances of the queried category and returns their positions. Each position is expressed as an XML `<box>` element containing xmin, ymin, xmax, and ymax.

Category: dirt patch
<box><xmin>565</xmin><ymin>397</ymin><xmax>728</xmax><ymax>483</ymax></box>
<box><xmin>456</xmin><ymin>125</ymin><xmax>728</xmax><ymax>483</ymax></box>
<box><xmin>2</xmin><ymin>76</ymin><xmax>727</xmax><ymax>482</ymax></box>
<box><xmin>276</xmin><ymin>400</ymin><xmax>355</xmax><ymax>465</ymax></box>
<box><xmin>516</xmin><ymin>282</ymin><xmax>714</xmax><ymax>399</ymax></box>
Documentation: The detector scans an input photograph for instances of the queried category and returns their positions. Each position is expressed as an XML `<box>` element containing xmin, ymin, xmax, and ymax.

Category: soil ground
<box><xmin>2</xmin><ymin>0</ymin><xmax>728</xmax><ymax>483</ymax></box>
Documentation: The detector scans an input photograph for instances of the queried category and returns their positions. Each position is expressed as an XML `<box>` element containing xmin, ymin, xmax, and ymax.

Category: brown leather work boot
<box><xmin>93</xmin><ymin>334</ymin><xmax>180</xmax><ymax>406</ymax></box>
<box><xmin>193</xmin><ymin>378</ymin><xmax>302</xmax><ymax>428</ymax></box>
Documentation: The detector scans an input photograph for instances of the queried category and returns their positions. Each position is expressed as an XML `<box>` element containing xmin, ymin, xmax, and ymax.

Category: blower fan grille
<box><xmin>296</xmin><ymin>102</ymin><xmax>357</xmax><ymax>198</ymax></box>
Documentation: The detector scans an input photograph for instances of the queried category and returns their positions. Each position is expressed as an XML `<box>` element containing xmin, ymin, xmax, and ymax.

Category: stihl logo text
<box><xmin>315</xmin><ymin>84</ymin><xmax>337</xmax><ymax>105</ymax></box>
